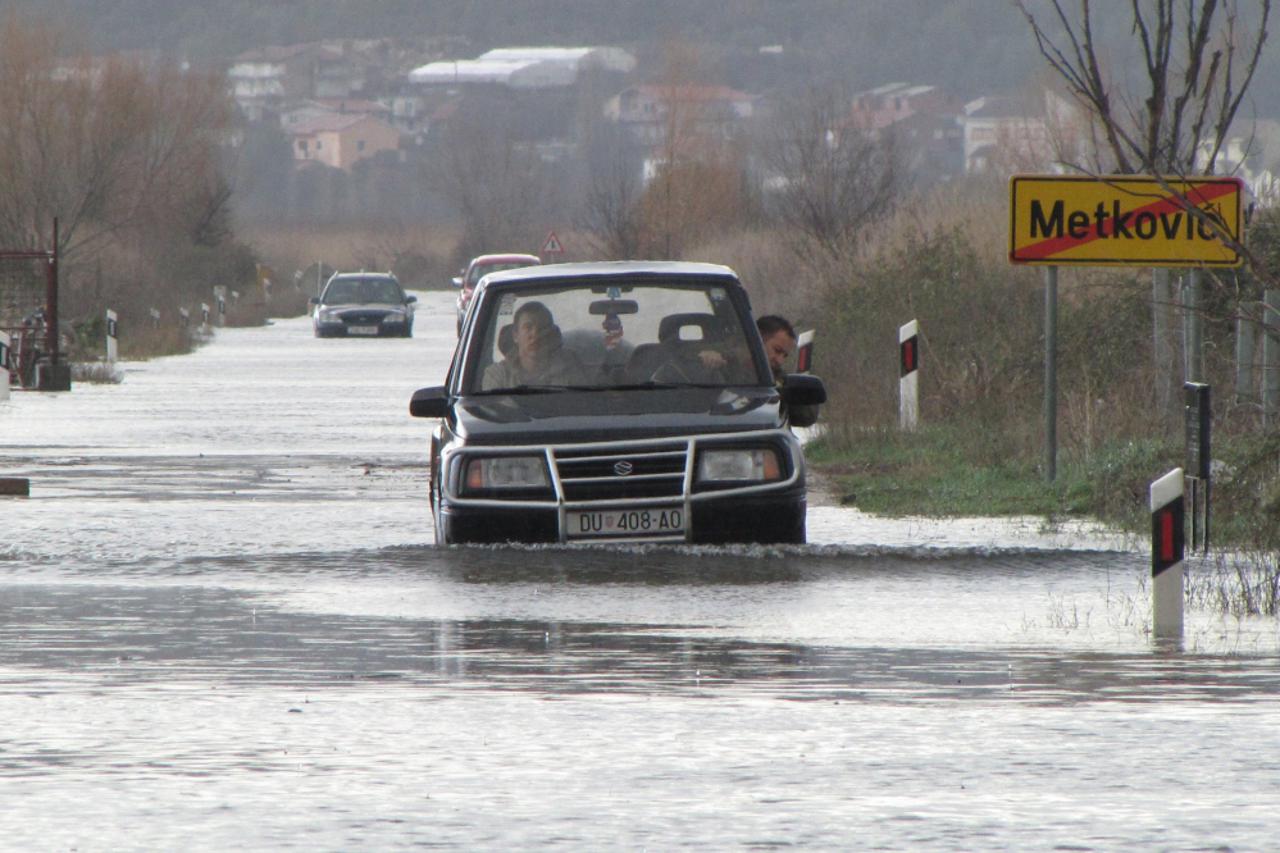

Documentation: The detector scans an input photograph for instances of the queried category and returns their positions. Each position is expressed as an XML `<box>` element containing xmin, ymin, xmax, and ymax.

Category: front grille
<box><xmin>553</xmin><ymin>443</ymin><xmax>688</xmax><ymax>502</ymax></box>
<box><xmin>342</xmin><ymin>312</ymin><xmax>386</xmax><ymax>325</ymax></box>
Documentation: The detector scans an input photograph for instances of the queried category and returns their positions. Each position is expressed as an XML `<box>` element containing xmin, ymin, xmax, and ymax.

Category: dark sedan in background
<box><xmin>311</xmin><ymin>272</ymin><xmax>416</xmax><ymax>338</ymax></box>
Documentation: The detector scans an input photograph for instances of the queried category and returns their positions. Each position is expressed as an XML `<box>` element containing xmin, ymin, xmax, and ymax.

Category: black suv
<box><xmin>409</xmin><ymin>261</ymin><xmax>826</xmax><ymax>545</ymax></box>
<box><xmin>311</xmin><ymin>272</ymin><xmax>416</xmax><ymax>338</ymax></box>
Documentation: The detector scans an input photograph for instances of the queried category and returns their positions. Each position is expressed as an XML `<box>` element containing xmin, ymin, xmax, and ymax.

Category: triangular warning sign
<box><xmin>541</xmin><ymin>231</ymin><xmax>564</xmax><ymax>255</ymax></box>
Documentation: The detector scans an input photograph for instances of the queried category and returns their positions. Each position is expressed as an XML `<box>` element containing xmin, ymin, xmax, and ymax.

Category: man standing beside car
<box><xmin>756</xmin><ymin>314</ymin><xmax>819</xmax><ymax>428</ymax></box>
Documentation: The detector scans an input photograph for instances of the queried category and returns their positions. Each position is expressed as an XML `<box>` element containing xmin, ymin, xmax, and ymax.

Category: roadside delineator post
<box><xmin>0</xmin><ymin>331</ymin><xmax>10</xmax><ymax>401</ymax></box>
<box><xmin>106</xmin><ymin>309</ymin><xmax>118</xmax><ymax>363</ymax></box>
<box><xmin>149</xmin><ymin>307</ymin><xmax>161</xmax><ymax>329</ymax></box>
<box><xmin>796</xmin><ymin>329</ymin><xmax>815</xmax><ymax>373</ymax></box>
<box><xmin>1150</xmin><ymin>468</ymin><xmax>1186</xmax><ymax>641</ymax></box>
<box><xmin>213</xmin><ymin>286</ymin><xmax>227</xmax><ymax>327</ymax></box>
<box><xmin>179</xmin><ymin>307</ymin><xmax>190</xmax><ymax>330</ymax></box>
<box><xmin>899</xmin><ymin>320</ymin><xmax>919</xmax><ymax>432</ymax></box>
<box><xmin>200</xmin><ymin>303</ymin><xmax>210</xmax><ymax>330</ymax></box>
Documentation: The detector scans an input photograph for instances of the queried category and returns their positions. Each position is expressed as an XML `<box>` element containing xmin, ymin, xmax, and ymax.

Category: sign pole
<box><xmin>1044</xmin><ymin>266</ymin><xmax>1058</xmax><ymax>482</ymax></box>
<box><xmin>1235</xmin><ymin>301</ymin><xmax>1257</xmax><ymax>407</ymax></box>
<box><xmin>1184</xmin><ymin>269</ymin><xmax>1204</xmax><ymax>384</ymax></box>
<box><xmin>1153</xmin><ymin>268</ymin><xmax>1177</xmax><ymax>420</ymax></box>
<box><xmin>47</xmin><ymin>217</ymin><xmax>59</xmax><ymax>372</ymax></box>
<box><xmin>1264</xmin><ymin>289</ymin><xmax>1280</xmax><ymax>429</ymax></box>
<box><xmin>1150</xmin><ymin>468</ymin><xmax>1186</xmax><ymax>641</ymax></box>
<box><xmin>1184</xmin><ymin>382</ymin><xmax>1211</xmax><ymax>552</ymax></box>
<box><xmin>898</xmin><ymin>320</ymin><xmax>919</xmax><ymax>432</ymax></box>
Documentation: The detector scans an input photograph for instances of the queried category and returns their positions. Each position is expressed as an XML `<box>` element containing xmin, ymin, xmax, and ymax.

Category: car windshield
<box><xmin>468</xmin><ymin>261</ymin><xmax>535</xmax><ymax>287</ymax></box>
<box><xmin>323</xmin><ymin>278</ymin><xmax>402</xmax><ymax>305</ymax></box>
<box><xmin>463</xmin><ymin>281</ymin><xmax>765</xmax><ymax>394</ymax></box>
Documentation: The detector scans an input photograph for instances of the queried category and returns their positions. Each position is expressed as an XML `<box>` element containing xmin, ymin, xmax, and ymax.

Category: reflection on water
<box><xmin>2</xmin><ymin>582</ymin><xmax>1278</xmax><ymax>706</ymax></box>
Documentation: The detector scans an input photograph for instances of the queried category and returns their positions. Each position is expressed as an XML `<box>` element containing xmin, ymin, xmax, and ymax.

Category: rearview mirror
<box><xmin>409</xmin><ymin>386</ymin><xmax>451</xmax><ymax>418</ymax></box>
<box><xmin>589</xmin><ymin>299</ymin><xmax>639</xmax><ymax>315</ymax></box>
<box><xmin>451</xmin><ymin>277</ymin><xmax>463</xmax><ymax>288</ymax></box>
<box><xmin>405</xmin><ymin>295</ymin><xmax>418</xmax><ymax>304</ymax></box>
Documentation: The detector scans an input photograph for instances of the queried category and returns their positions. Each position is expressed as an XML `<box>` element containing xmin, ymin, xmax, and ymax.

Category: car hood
<box><xmin>453</xmin><ymin>386</ymin><xmax>783</xmax><ymax>444</ymax></box>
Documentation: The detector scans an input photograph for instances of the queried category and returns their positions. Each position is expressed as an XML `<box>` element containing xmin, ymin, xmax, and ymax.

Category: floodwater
<box><xmin>2</xmin><ymin>291</ymin><xmax>1278</xmax><ymax>850</ymax></box>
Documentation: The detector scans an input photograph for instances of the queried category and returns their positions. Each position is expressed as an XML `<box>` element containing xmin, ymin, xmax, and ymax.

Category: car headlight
<box><xmin>381</xmin><ymin>310</ymin><xmax>406</xmax><ymax>323</ymax></box>
<box><xmin>319</xmin><ymin>309</ymin><xmax>343</xmax><ymax>322</ymax></box>
<box><xmin>462</xmin><ymin>455</ymin><xmax>550</xmax><ymax>492</ymax></box>
<box><xmin>697</xmin><ymin>448</ymin><xmax>782</xmax><ymax>482</ymax></box>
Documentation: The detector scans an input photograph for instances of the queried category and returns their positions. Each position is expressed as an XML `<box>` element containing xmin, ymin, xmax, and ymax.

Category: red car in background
<box><xmin>453</xmin><ymin>253</ymin><xmax>541</xmax><ymax>334</ymax></box>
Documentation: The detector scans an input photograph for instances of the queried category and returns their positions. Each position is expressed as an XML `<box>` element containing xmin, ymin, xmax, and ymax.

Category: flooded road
<box><xmin>2</xmin><ymin>292</ymin><xmax>1278</xmax><ymax>850</ymax></box>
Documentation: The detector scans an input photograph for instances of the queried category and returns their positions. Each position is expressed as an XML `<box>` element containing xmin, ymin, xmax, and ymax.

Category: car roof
<box><xmin>327</xmin><ymin>271</ymin><xmax>398</xmax><ymax>281</ymax></box>
<box><xmin>477</xmin><ymin>260</ymin><xmax>740</xmax><ymax>291</ymax></box>
<box><xmin>469</xmin><ymin>253</ymin><xmax>541</xmax><ymax>266</ymax></box>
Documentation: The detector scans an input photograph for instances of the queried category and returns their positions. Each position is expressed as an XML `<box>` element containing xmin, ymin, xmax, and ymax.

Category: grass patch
<box><xmin>807</xmin><ymin>423</ymin><xmax>1091</xmax><ymax>517</ymax></box>
<box><xmin>70</xmin><ymin>362</ymin><xmax>123</xmax><ymax>384</ymax></box>
<box><xmin>810</xmin><ymin>424</ymin><xmax>1277</xmax><ymax>548</ymax></box>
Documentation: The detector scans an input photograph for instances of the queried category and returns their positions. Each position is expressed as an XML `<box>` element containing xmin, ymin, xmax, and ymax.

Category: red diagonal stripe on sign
<box><xmin>1017</xmin><ymin>180</ymin><xmax>1237</xmax><ymax>261</ymax></box>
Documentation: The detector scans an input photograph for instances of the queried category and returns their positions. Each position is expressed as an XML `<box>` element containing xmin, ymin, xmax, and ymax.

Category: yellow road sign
<box><xmin>1009</xmin><ymin>175</ymin><xmax>1244</xmax><ymax>267</ymax></box>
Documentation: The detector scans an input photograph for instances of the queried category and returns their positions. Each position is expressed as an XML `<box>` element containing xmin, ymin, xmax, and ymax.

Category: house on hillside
<box><xmin>1200</xmin><ymin>119</ymin><xmax>1280</xmax><ymax>205</ymax></box>
<box><xmin>229</xmin><ymin>44</ymin><xmax>324</xmax><ymax>120</ymax></box>
<box><xmin>604</xmin><ymin>84</ymin><xmax>756</xmax><ymax>145</ymax></box>
<box><xmin>849</xmin><ymin>82</ymin><xmax>957</xmax><ymax>132</ymax></box>
<box><xmin>960</xmin><ymin>94</ymin><xmax>1056</xmax><ymax>174</ymax></box>
<box><xmin>841</xmin><ymin>82</ymin><xmax>965</xmax><ymax>183</ymax></box>
<box><xmin>286</xmin><ymin>112</ymin><xmax>402</xmax><ymax>171</ymax></box>
<box><xmin>282</xmin><ymin>98</ymin><xmax>392</xmax><ymax>129</ymax></box>
<box><xmin>407</xmin><ymin>46</ymin><xmax>634</xmax><ymax>89</ymax></box>
<box><xmin>229</xmin><ymin>41</ymin><xmax>388</xmax><ymax>120</ymax></box>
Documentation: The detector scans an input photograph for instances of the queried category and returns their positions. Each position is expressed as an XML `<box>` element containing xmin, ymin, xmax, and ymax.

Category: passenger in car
<box><xmin>482</xmin><ymin>301</ymin><xmax>589</xmax><ymax>390</ymax></box>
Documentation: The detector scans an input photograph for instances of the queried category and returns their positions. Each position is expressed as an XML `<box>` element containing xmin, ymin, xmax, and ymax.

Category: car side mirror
<box><xmin>410</xmin><ymin>385</ymin><xmax>451</xmax><ymax>418</ymax></box>
<box><xmin>781</xmin><ymin>373</ymin><xmax>826</xmax><ymax>407</ymax></box>
<box><xmin>452</xmin><ymin>277</ymin><xmax>463</xmax><ymax>288</ymax></box>
<box><xmin>308</xmin><ymin>297</ymin><xmax>319</xmax><ymax>305</ymax></box>
<box><xmin>405</xmin><ymin>295</ymin><xmax>418</xmax><ymax>304</ymax></box>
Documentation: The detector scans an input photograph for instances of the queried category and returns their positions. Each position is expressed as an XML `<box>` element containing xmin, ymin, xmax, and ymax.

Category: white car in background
<box><xmin>453</xmin><ymin>253</ymin><xmax>541</xmax><ymax>334</ymax></box>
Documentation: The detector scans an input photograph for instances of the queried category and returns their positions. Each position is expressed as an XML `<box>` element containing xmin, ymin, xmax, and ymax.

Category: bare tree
<box><xmin>0</xmin><ymin>16</ymin><xmax>232</xmax><ymax>260</ymax></box>
<box><xmin>1014</xmin><ymin>0</ymin><xmax>1271</xmax><ymax>175</ymax></box>
<box><xmin>579</xmin><ymin>133</ymin><xmax>646</xmax><ymax>260</ymax></box>
<box><xmin>609</xmin><ymin>41</ymin><xmax>756</xmax><ymax>259</ymax></box>
<box><xmin>429</xmin><ymin>100</ymin><xmax>553</xmax><ymax>260</ymax></box>
<box><xmin>758</xmin><ymin>86</ymin><xmax>898</xmax><ymax>263</ymax></box>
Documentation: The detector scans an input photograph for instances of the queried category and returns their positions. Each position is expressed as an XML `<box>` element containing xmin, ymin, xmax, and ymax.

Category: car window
<box><xmin>322</xmin><ymin>281</ymin><xmax>358</xmax><ymax>305</ymax></box>
<box><xmin>469</xmin><ymin>261</ymin><xmax>535</xmax><ymax>287</ymax></box>
<box><xmin>325</xmin><ymin>278</ymin><xmax>401</xmax><ymax>304</ymax></box>
<box><xmin>464</xmin><ymin>282</ymin><xmax>764</xmax><ymax>393</ymax></box>
<box><xmin>365</xmin><ymin>279</ymin><xmax>403</xmax><ymax>303</ymax></box>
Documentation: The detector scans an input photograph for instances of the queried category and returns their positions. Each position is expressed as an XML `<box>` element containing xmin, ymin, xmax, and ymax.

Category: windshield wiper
<box><xmin>599</xmin><ymin>382</ymin><xmax>685</xmax><ymax>391</ymax></box>
<box><xmin>472</xmin><ymin>384</ymin><xmax>578</xmax><ymax>395</ymax></box>
<box><xmin>472</xmin><ymin>381</ymin><xmax>726</xmax><ymax>395</ymax></box>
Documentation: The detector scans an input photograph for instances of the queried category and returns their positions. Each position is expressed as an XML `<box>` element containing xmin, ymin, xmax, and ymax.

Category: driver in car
<box><xmin>482</xmin><ymin>301</ymin><xmax>587</xmax><ymax>390</ymax></box>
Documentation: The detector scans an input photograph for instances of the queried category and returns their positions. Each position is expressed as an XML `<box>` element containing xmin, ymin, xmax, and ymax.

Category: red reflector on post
<box><xmin>1151</xmin><ymin>495</ymin><xmax>1185</xmax><ymax>576</ymax></box>
<box><xmin>899</xmin><ymin>336</ymin><xmax>918</xmax><ymax>377</ymax></box>
<box><xmin>1159</xmin><ymin>508</ymin><xmax>1175</xmax><ymax>562</ymax></box>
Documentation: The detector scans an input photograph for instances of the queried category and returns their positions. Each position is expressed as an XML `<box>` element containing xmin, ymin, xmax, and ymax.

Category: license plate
<box><xmin>347</xmin><ymin>325</ymin><xmax>379</xmax><ymax>336</ymax></box>
<box><xmin>568</xmin><ymin>507</ymin><xmax>685</xmax><ymax>538</ymax></box>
